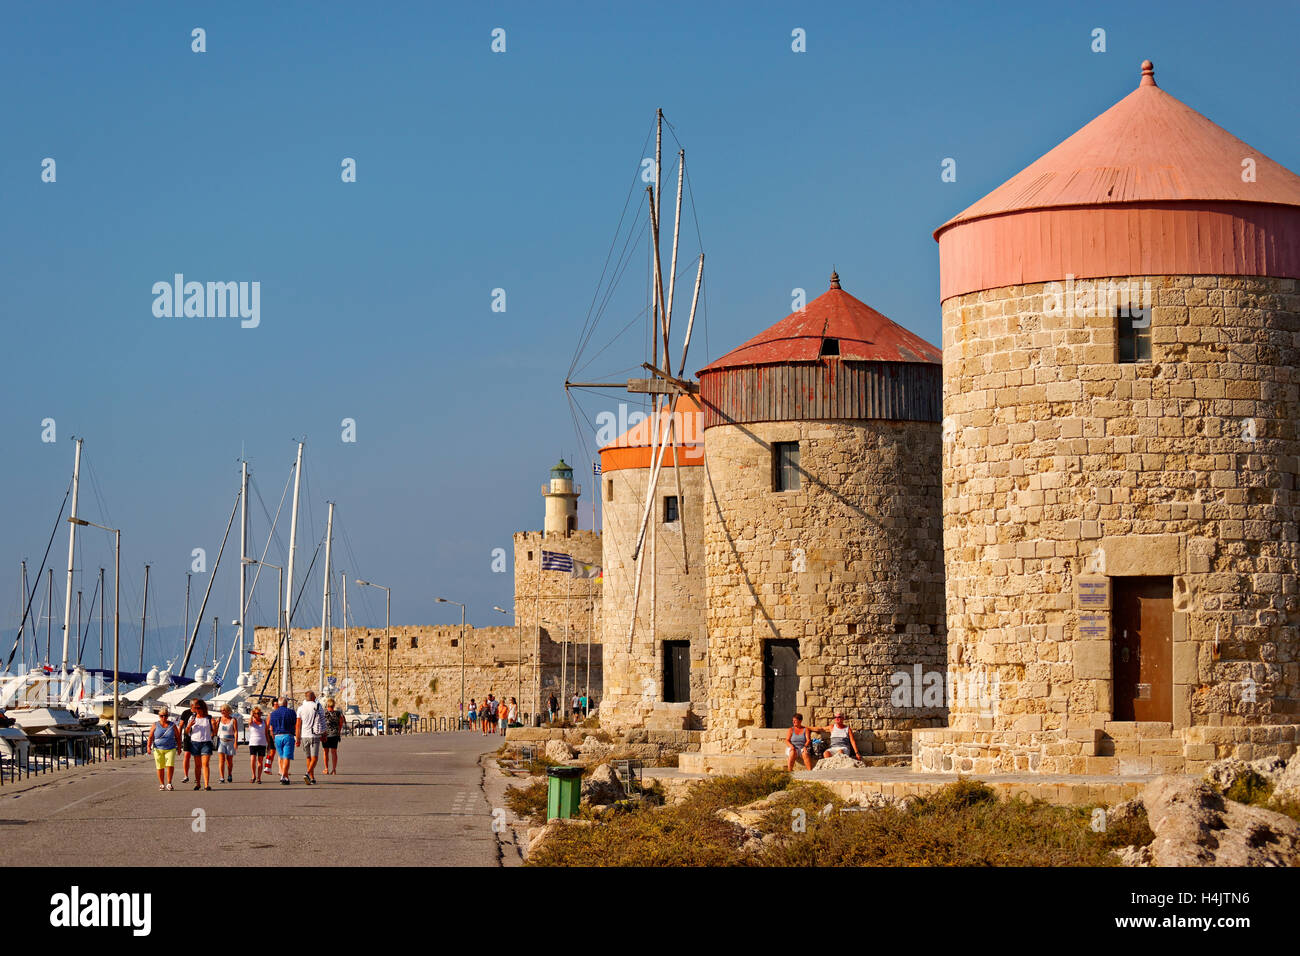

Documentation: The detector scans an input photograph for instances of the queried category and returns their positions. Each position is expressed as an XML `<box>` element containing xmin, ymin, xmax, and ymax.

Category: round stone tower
<box><xmin>598</xmin><ymin>395</ymin><xmax>707</xmax><ymax>731</ymax></box>
<box><xmin>921</xmin><ymin>61</ymin><xmax>1300</xmax><ymax>775</ymax></box>
<box><xmin>543</xmin><ymin>460</ymin><xmax>579</xmax><ymax>536</ymax></box>
<box><xmin>696</xmin><ymin>273</ymin><xmax>947</xmax><ymax>758</ymax></box>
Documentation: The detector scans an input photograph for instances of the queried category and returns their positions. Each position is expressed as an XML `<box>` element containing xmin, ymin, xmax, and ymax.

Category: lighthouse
<box><xmin>543</xmin><ymin>460</ymin><xmax>580</xmax><ymax>536</ymax></box>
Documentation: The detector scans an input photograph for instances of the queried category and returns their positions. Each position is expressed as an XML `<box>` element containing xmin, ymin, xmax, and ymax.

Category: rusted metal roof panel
<box><xmin>699</xmin><ymin>361</ymin><xmax>941</xmax><ymax>429</ymax></box>
<box><xmin>697</xmin><ymin>275</ymin><xmax>942</xmax><ymax>373</ymax></box>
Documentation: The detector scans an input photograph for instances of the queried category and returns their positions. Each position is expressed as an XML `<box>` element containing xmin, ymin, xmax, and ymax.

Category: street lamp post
<box><xmin>70</xmin><ymin>518</ymin><xmax>120</xmax><ymax>756</ymax></box>
<box><xmin>243</xmin><ymin>558</ymin><xmax>283</xmax><ymax>697</ymax></box>
<box><xmin>493</xmin><ymin>605</ymin><xmax>520</xmax><ymax>723</ymax></box>
<box><xmin>438</xmin><ymin>597</ymin><xmax>466</xmax><ymax>729</ymax></box>
<box><xmin>357</xmin><ymin>580</ymin><xmax>391</xmax><ymax>733</ymax></box>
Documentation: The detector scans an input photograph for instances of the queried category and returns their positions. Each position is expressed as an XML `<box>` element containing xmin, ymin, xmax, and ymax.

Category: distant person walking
<box><xmin>480</xmin><ymin>698</ymin><xmax>491</xmax><ymax>735</ymax></box>
<box><xmin>507</xmin><ymin>697</ymin><xmax>518</xmax><ymax>728</ymax></box>
<box><xmin>216</xmin><ymin>704</ymin><xmax>239</xmax><ymax>784</ymax></box>
<box><xmin>178</xmin><ymin>704</ymin><xmax>194</xmax><ymax>783</ymax></box>
<box><xmin>497</xmin><ymin>697</ymin><xmax>508</xmax><ymax>736</ymax></box>
<box><xmin>147</xmin><ymin>706</ymin><xmax>179</xmax><ymax>791</ymax></box>
<box><xmin>485</xmin><ymin>694</ymin><xmax>498</xmax><ymax>735</ymax></box>
<box><xmin>323</xmin><ymin>697</ymin><xmax>343</xmax><ymax>774</ymax></box>
<box><xmin>186</xmin><ymin>699</ymin><xmax>217</xmax><ymax>790</ymax></box>
<box><xmin>297</xmin><ymin>691</ymin><xmax>326</xmax><ymax>785</ymax></box>
<box><xmin>467</xmin><ymin>699</ymin><xmax>477</xmax><ymax>732</ymax></box>
<box><xmin>247</xmin><ymin>706</ymin><xmax>270</xmax><ymax>783</ymax></box>
<box><xmin>548</xmin><ymin>694</ymin><xmax>558</xmax><ymax>724</ymax></box>
<box><xmin>571</xmin><ymin>693</ymin><xmax>580</xmax><ymax>721</ymax></box>
<box><xmin>269</xmin><ymin>696</ymin><xmax>298</xmax><ymax>785</ymax></box>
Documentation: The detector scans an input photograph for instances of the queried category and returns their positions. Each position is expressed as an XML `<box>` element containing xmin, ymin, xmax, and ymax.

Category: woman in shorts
<box><xmin>147</xmin><ymin>706</ymin><xmax>179</xmax><ymax>790</ymax></box>
<box><xmin>785</xmin><ymin>713</ymin><xmax>814</xmax><ymax>771</ymax></box>
<box><xmin>185</xmin><ymin>699</ymin><xmax>217</xmax><ymax>791</ymax></box>
<box><xmin>216</xmin><ymin>704</ymin><xmax>239</xmax><ymax>784</ymax></box>
<box><xmin>247</xmin><ymin>705</ymin><xmax>269</xmax><ymax>783</ymax></box>
<box><xmin>322</xmin><ymin>697</ymin><xmax>343</xmax><ymax>774</ymax></box>
<box><xmin>467</xmin><ymin>699</ymin><xmax>477</xmax><ymax>732</ymax></box>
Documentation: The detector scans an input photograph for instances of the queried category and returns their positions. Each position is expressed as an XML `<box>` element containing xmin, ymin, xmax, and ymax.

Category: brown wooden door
<box><xmin>763</xmin><ymin>640</ymin><xmax>800</xmax><ymax>728</ymax></box>
<box><xmin>1111</xmin><ymin>577</ymin><xmax>1173</xmax><ymax>722</ymax></box>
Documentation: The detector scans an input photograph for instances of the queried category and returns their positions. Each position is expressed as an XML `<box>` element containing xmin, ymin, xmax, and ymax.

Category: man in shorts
<box><xmin>269</xmin><ymin>696</ymin><xmax>297</xmax><ymax>785</ymax></box>
<box><xmin>296</xmin><ymin>690</ymin><xmax>326</xmax><ymax>785</ymax></box>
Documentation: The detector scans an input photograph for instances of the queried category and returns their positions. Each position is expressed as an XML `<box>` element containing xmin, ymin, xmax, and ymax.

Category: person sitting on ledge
<box><xmin>817</xmin><ymin>712</ymin><xmax>862</xmax><ymax>761</ymax></box>
<box><xmin>786</xmin><ymin>713</ymin><xmax>814</xmax><ymax>771</ymax></box>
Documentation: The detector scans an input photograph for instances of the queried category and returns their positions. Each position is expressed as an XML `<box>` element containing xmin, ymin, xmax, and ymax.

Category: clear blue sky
<box><xmin>2</xmin><ymin>1</ymin><xmax>1296</xmax><ymax>671</ymax></box>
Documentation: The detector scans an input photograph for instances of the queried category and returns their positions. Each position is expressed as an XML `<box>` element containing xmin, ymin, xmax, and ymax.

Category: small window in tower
<box><xmin>606</xmin><ymin>478</ymin><xmax>614</xmax><ymax>501</ymax></box>
<box><xmin>1118</xmin><ymin>306</ymin><xmax>1152</xmax><ymax>363</ymax></box>
<box><xmin>355</xmin><ymin>639</ymin><xmax>363</xmax><ymax>651</ymax></box>
<box><xmin>372</xmin><ymin>637</ymin><xmax>380</xmax><ymax>650</ymax></box>
<box><xmin>820</xmin><ymin>337</ymin><xmax>840</xmax><ymax>357</ymax></box>
<box><xmin>773</xmin><ymin>442</ymin><xmax>801</xmax><ymax>492</ymax></box>
<box><xmin>410</xmin><ymin>636</ymin><xmax>419</xmax><ymax>649</ymax></box>
<box><xmin>664</xmin><ymin>495</ymin><xmax>679</xmax><ymax>523</ymax></box>
<box><xmin>389</xmin><ymin>636</ymin><xmax>398</xmax><ymax>650</ymax></box>
<box><xmin>322</xmin><ymin>640</ymin><xmax>329</xmax><ymax>651</ymax></box>
<box><xmin>450</xmin><ymin>639</ymin><xmax>458</xmax><ymax>648</ymax></box>
<box><xmin>527</xmin><ymin>550</ymin><xmax>534</xmax><ymax>561</ymax></box>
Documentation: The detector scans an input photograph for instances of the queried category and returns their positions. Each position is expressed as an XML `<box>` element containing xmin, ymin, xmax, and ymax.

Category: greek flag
<box><xmin>593</xmin><ymin>460</ymin><xmax>602</xmax><ymax>476</ymax></box>
<box><xmin>541</xmin><ymin>550</ymin><xmax>574</xmax><ymax>573</ymax></box>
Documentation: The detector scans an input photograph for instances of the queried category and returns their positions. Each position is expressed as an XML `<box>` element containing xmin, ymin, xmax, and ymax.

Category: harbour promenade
<box><xmin>0</xmin><ymin>732</ymin><xmax>506</xmax><ymax>866</ymax></box>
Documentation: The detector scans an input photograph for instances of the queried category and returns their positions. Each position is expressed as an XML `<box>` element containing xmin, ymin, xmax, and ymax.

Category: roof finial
<box><xmin>1140</xmin><ymin>59</ymin><xmax>1156</xmax><ymax>87</ymax></box>
<box><xmin>829</xmin><ymin>268</ymin><xmax>841</xmax><ymax>290</ymax></box>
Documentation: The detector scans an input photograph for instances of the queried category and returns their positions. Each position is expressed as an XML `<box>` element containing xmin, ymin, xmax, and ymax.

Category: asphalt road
<box><xmin>0</xmin><ymin>731</ymin><xmax>507</xmax><ymax>866</ymax></box>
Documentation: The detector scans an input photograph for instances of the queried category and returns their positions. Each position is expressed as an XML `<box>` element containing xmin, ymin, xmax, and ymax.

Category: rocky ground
<box><xmin>492</xmin><ymin>744</ymin><xmax>1300</xmax><ymax>866</ymax></box>
<box><xmin>1107</xmin><ymin>754</ymin><xmax>1300</xmax><ymax>867</ymax></box>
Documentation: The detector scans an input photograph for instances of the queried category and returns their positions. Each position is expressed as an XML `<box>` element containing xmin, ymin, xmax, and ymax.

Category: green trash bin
<box><xmin>546</xmin><ymin>765</ymin><xmax>583</xmax><ymax>820</ymax></box>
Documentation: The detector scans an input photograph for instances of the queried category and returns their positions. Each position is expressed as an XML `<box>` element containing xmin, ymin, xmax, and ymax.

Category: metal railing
<box><xmin>0</xmin><ymin>727</ymin><xmax>152</xmax><ymax>786</ymax></box>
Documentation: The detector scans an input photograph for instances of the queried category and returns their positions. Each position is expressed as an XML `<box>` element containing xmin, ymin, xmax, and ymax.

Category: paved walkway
<box><xmin>0</xmin><ymin>732</ymin><xmax>506</xmax><ymax>866</ymax></box>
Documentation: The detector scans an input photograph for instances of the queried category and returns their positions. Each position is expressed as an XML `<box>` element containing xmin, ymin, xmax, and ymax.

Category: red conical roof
<box><xmin>936</xmin><ymin>60</ymin><xmax>1300</xmax><ymax>238</ymax></box>
<box><xmin>698</xmin><ymin>273</ymin><xmax>941</xmax><ymax>373</ymax></box>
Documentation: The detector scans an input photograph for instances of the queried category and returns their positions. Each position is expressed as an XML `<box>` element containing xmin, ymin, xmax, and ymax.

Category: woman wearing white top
<box><xmin>822</xmin><ymin>712</ymin><xmax>862</xmax><ymax>761</ymax></box>
<box><xmin>185</xmin><ymin>699</ymin><xmax>217</xmax><ymax>791</ymax></box>
<box><xmin>216</xmin><ymin>704</ymin><xmax>239</xmax><ymax>784</ymax></box>
<box><xmin>246</xmin><ymin>706</ymin><xmax>270</xmax><ymax>784</ymax></box>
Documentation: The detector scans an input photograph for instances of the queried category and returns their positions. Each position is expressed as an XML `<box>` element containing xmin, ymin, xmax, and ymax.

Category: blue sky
<box><xmin>1</xmin><ymin>1</ymin><xmax>1296</xmax><ymax>670</ymax></box>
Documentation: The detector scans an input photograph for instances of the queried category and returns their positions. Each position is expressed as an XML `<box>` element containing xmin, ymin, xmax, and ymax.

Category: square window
<box><xmin>354</xmin><ymin>639</ymin><xmax>363</xmax><ymax>651</ymax></box>
<box><xmin>773</xmin><ymin>442</ymin><xmax>800</xmax><ymax>491</ymax></box>
<box><xmin>372</xmin><ymin>638</ymin><xmax>380</xmax><ymax>650</ymax></box>
<box><xmin>389</xmin><ymin>637</ymin><xmax>397</xmax><ymax>650</ymax></box>
<box><xmin>664</xmin><ymin>495</ymin><xmax>679</xmax><ymax>523</ymax></box>
<box><xmin>820</xmin><ymin>337</ymin><xmax>840</xmax><ymax>357</ymax></box>
<box><xmin>1118</xmin><ymin>306</ymin><xmax>1152</xmax><ymax>363</ymax></box>
<box><xmin>410</xmin><ymin>637</ymin><xmax>418</xmax><ymax>649</ymax></box>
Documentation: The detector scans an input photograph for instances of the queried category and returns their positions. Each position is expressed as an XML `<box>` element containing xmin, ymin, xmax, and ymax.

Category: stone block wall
<box><xmin>250</xmin><ymin>623</ymin><xmax>601</xmax><ymax>722</ymax></box>
<box><xmin>702</xmin><ymin>418</ymin><xmax>947</xmax><ymax>753</ymax></box>
<box><xmin>934</xmin><ymin>274</ymin><xmax>1300</xmax><ymax>771</ymax></box>
<box><xmin>599</xmin><ymin>462</ymin><xmax>707</xmax><ymax>731</ymax></box>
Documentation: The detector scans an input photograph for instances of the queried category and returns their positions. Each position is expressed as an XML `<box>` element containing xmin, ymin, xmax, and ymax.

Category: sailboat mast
<box><xmin>46</xmin><ymin>568</ymin><xmax>53</xmax><ymax>666</ymax></box>
<box><xmin>283</xmin><ymin>441</ymin><xmax>305</xmax><ymax>697</ymax></box>
<box><xmin>60</xmin><ymin>437</ymin><xmax>83</xmax><ymax>674</ymax></box>
<box><xmin>238</xmin><ymin>460</ymin><xmax>248</xmax><ymax>673</ymax></box>
<box><xmin>319</xmin><ymin>500</ymin><xmax>334</xmax><ymax>693</ymax></box>
<box><xmin>341</xmin><ymin>571</ymin><xmax>349</xmax><ymax>705</ymax></box>
<box><xmin>138</xmin><ymin>564</ymin><xmax>150</xmax><ymax>672</ymax></box>
<box><xmin>19</xmin><ymin>561</ymin><xmax>28</xmax><ymax>671</ymax></box>
<box><xmin>99</xmin><ymin>567</ymin><xmax>105</xmax><ymax>669</ymax></box>
<box><xmin>184</xmin><ymin>572</ymin><xmax>191</xmax><ymax>662</ymax></box>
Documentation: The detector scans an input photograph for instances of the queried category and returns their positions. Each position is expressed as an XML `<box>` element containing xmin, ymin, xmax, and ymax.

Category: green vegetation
<box><xmin>505</xmin><ymin>780</ymin><xmax>548</xmax><ymax>825</ymax></box>
<box><xmin>527</xmin><ymin>771</ymin><xmax>1142</xmax><ymax>867</ymax></box>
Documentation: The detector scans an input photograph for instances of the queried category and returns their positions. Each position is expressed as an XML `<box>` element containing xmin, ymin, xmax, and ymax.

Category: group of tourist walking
<box><xmin>146</xmin><ymin>691</ymin><xmax>345</xmax><ymax>790</ymax></box>
<box><xmin>546</xmin><ymin>692</ymin><xmax>592</xmax><ymax>723</ymax></box>
<box><xmin>466</xmin><ymin>694</ymin><xmax>518</xmax><ymax>734</ymax></box>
